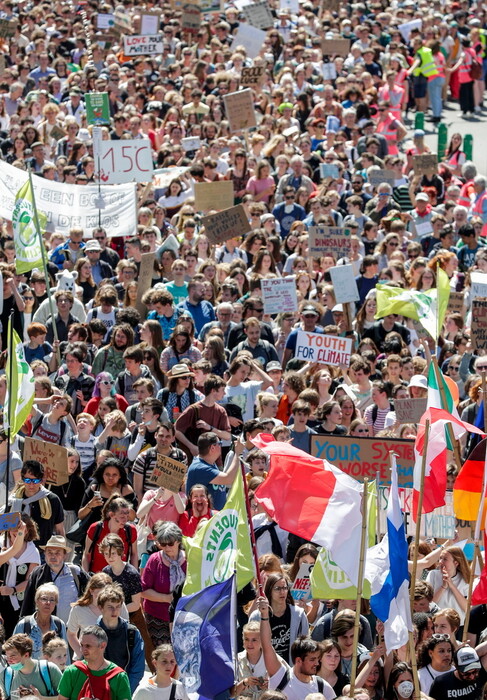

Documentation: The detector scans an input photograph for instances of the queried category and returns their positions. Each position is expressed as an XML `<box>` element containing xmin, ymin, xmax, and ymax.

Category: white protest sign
<box><xmin>242</xmin><ymin>1</ymin><xmax>274</xmax><ymax>29</ymax></box>
<box><xmin>123</xmin><ymin>34</ymin><xmax>163</xmax><ymax>56</ymax></box>
<box><xmin>98</xmin><ymin>140</ymin><xmax>154</xmax><ymax>184</ymax></box>
<box><xmin>471</xmin><ymin>272</ymin><xmax>487</xmax><ymax>300</ymax></box>
<box><xmin>295</xmin><ymin>331</ymin><xmax>353</xmax><ymax>366</ymax></box>
<box><xmin>230</xmin><ymin>24</ymin><xmax>267</xmax><ymax>59</ymax></box>
<box><xmin>280</xmin><ymin>0</ymin><xmax>299</xmax><ymax>13</ymax></box>
<box><xmin>153</xmin><ymin>167</ymin><xmax>189</xmax><ymax>190</ymax></box>
<box><xmin>0</xmin><ymin>160</ymin><xmax>136</xmax><ymax>238</ymax></box>
<box><xmin>261</xmin><ymin>276</ymin><xmax>298</xmax><ymax>315</ymax></box>
<box><xmin>140</xmin><ymin>13</ymin><xmax>160</xmax><ymax>34</ymax></box>
<box><xmin>397</xmin><ymin>19</ymin><xmax>422</xmax><ymax>42</ymax></box>
<box><xmin>181</xmin><ymin>137</ymin><xmax>201</xmax><ymax>152</ymax></box>
<box><xmin>329</xmin><ymin>265</ymin><xmax>359</xmax><ymax>304</ymax></box>
<box><xmin>290</xmin><ymin>562</ymin><xmax>313</xmax><ymax>602</ymax></box>
<box><xmin>97</xmin><ymin>13</ymin><xmax>114</xmax><ymax>28</ymax></box>
<box><xmin>379</xmin><ymin>487</ymin><xmax>455</xmax><ymax>539</ymax></box>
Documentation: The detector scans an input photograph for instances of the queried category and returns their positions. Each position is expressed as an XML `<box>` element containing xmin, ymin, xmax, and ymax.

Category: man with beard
<box><xmin>92</xmin><ymin>323</ymin><xmax>134</xmax><ymax>377</ymax></box>
<box><xmin>176</xmin><ymin>276</ymin><xmax>215</xmax><ymax>334</ymax></box>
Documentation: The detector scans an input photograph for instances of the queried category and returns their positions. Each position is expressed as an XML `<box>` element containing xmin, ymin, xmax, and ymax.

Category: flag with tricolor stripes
<box><xmin>453</xmin><ymin>438</ymin><xmax>487</xmax><ymax>522</ymax></box>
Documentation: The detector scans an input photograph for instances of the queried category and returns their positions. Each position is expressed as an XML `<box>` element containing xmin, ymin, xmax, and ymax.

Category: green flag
<box><xmin>183</xmin><ymin>468</ymin><xmax>255</xmax><ymax>595</ymax></box>
<box><xmin>12</xmin><ymin>179</ymin><xmax>46</xmax><ymax>274</ymax></box>
<box><xmin>310</xmin><ymin>481</ymin><xmax>377</xmax><ymax>600</ymax></box>
<box><xmin>4</xmin><ymin>321</ymin><xmax>35</xmax><ymax>437</ymax></box>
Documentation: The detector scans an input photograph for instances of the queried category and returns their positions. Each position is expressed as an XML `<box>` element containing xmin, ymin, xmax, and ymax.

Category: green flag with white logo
<box><xmin>4</xmin><ymin>321</ymin><xmax>35</xmax><ymax>437</ymax></box>
<box><xmin>12</xmin><ymin>179</ymin><xmax>46</xmax><ymax>275</ymax></box>
<box><xmin>183</xmin><ymin>468</ymin><xmax>255</xmax><ymax>595</ymax></box>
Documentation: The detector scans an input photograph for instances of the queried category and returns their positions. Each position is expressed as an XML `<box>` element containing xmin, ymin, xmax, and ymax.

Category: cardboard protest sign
<box><xmin>0</xmin><ymin>512</ymin><xmax>20</xmax><ymax>532</ymax></box>
<box><xmin>368</xmin><ymin>170</ymin><xmax>395</xmax><ymax>189</ymax></box>
<box><xmin>290</xmin><ymin>562</ymin><xmax>313</xmax><ymax>602</ymax></box>
<box><xmin>202</xmin><ymin>204</ymin><xmax>251</xmax><ymax>245</ymax></box>
<box><xmin>86</xmin><ymin>93</ymin><xmax>111</xmax><ymax>126</ymax></box>
<box><xmin>447</xmin><ymin>291</ymin><xmax>464</xmax><ymax>315</ymax></box>
<box><xmin>49</xmin><ymin>125</ymin><xmax>67</xmax><ymax>141</ymax></box>
<box><xmin>230</xmin><ymin>24</ymin><xmax>267</xmax><ymax>59</ymax></box>
<box><xmin>223</xmin><ymin>89</ymin><xmax>257</xmax><ymax>132</ymax></box>
<box><xmin>295</xmin><ymin>331</ymin><xmax>353</xmax><ymax>366</ymax></box>
<box><xmin>321</xmin><ymin>39</ymin><xmax>351</xmax><ymax>57</ymax></box>
<box><xmin>181</xmin><ymin>4</ymin><xmax>201</xmax><ymax>32</ymax></box>
<box><xmin>23</xmin><ymin>438</ymin><xmax>68</xmax><ymax>486</ymax></box>
<box><xmin>379</xmin><ymin>486</ymin><xmax>455</xmax><ymax>539</ymax></box>
<box><xmin>149</xmin><ymin>453</ymin><xmax>187</xmax><ymax>492</ymax></box>
<box><xmin>124</xmin><ymin>34</ymin><xmax>164</xmax><ymax>56</ymax></box>
<box><xmin>97</xmin><ymin>140</ymin><xmax>153</xmax><ymax>184</ymax></box>
<box><xmin>135</xmin><ymin>253</ymin><xmax>156</xmax><ymax>317</ymax></box>
<box><xmin>241</xmin><ymin>66</ymin><xmax>266</xmax><ymax>87</ymax></box>
<box><xmin>320</xmin><ymin>0</ymin><xmax>340</xmax><ymax>13</ymax></box>
<box><xmin>472</xmin><ymin>298</ymin><xmax>487</xmax><ymax>353</ymax></box>
<box><xmin>242</xmin><ymin>1</ymin><xmax>274</xmax><ymax>29</ymax></box>
<box><xmin>413</xmin><ymin>154</ymin><xmax>438</xmax><ymax>177</ymax></box>
<box><xmin>471</xmin><ymin>272</ymin><xmax>487</xmax><ymax>301</ymax></box>
<box><xmin>194</xmin><ymin>180</ymin><xmax>235</xmax><ymax>212</ymax></box>
<box><xmin>394</xmin><ymin>398</ymin><xmax>428</xmax><ymax>424</ymax></box>
<box><xmin>312</xmin><ymin>435</ymin><xmax>415</xmax><ymax>487</ymax></box>
<box><xmin>308</xmin><ymin>226</ymin><xmax>351</xmax><ymax>259</ymax></box>
<box><xmin>329</xmin><ymin>265</ymin><xmax>359</xmax><ymax>304</ymax></box>
<box><xmin>0</xmin><ymin>18</ymin><xmax>16</xmax><ymax>37</ymax></box>
<box><xmin>262</xmin><ymin>276</ymin><xmax>298</xmax><ymax>315</ymax></box>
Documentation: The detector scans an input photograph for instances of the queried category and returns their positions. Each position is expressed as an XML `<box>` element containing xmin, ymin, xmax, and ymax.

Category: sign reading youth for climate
<box><xmin>123</xmin><ymin>34</ymin><xmax>163</xmax><ymax>55</ymax></box>
<box><xmin>295</xmin><ymin>331</ymin><xmax>352</xmax><ymax>366</ymax></box>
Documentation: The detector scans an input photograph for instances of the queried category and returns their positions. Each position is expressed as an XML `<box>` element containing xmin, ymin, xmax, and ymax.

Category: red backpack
<box><xmin>73</xmin><ymin>661</ymin><xmax>124</xmax><ymax>700</ymax></box>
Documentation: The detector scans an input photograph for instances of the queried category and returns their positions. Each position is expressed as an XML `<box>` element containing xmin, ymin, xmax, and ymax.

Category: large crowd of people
<box><xmin>2</xmin><ymin>0</ymin><xmax>487</xmax><ymax>698</ymax></box>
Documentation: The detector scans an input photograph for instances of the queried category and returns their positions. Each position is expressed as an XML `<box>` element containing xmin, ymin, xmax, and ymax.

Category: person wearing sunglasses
<box><xmin>429</xmin><ymin>645</ymin><xmax>487</xmax><ymax>700</ymax></box>
<box><xmin>84</xmin><ymin>371</ymin><xmax>129</xmax><ymax>418</ymax></box>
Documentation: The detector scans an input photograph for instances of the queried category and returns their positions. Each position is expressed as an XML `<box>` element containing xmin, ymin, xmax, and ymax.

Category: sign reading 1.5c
<box><xmin>97</xmin><ymin>140</ymin><xmax>154</xmax><ymax>184</ymax></box>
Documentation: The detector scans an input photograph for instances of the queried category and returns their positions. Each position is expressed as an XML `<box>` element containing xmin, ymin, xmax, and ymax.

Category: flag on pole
<box><xmin>12</xmin><ymin>179</ymin><xmax>46</xmax><ymax>274</ymax></box>
<box><xmin>413</xmin><ymin>408</ymin><xmax>484</xmax><ymax>520</ymax></box>
<box><xmin>365</xmin><ymin>455</ymin><xmax>412</xmax><ymax>653</ymax></box>
<box><xmin>4</xmin><ymin>321</ymin><xmax>35</xmax><ymax>437</ymax></box>
<box><xmin>472</xmin><ymin>531</ymin><xmax>487</xmax><ymax>605</ymax></box>
<box><xmin>453</xmin><ymin>438</ymin><xmax>487</xmax><ymax>521</ymax></box>
<box><xmin>183</xmin><ymin>467</ymin><xmax>255</xmax><ymax>595</ymax></box>
<box><xmin>375</xmin><ymin>286</ymin><xmax>438</xmax><ymax>339</ymax></box>
<box><xmin>426</xmin><ymin>363</ymin><xmax>459</xmax><ymax>416</ymax></box>
<box><xmin>437</xmin><ymin>267</ymin><xmax>451</xmax><ymax>337</ymax></box>
<box><xmin>255</xmin><ymin>441</ymin><xmax>363</xmax><ymax>586</ymax></box>
<box><xmin>172</xmin><ymin>576</ymin><xmax>236</xmax><ymax>699</ymax></box>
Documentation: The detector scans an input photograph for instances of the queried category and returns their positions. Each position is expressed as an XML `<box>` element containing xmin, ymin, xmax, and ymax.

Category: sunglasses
<box><xmin>160</xmin><ymin>541</ymin><xmax>176</xmax><ymax>547</ymax></box>
<box><xmin>22</xmin><ymin>477</ymin><xmax>42</xmax><ymax>484</ymax></box>
<box><xmin>100</xmin><ymin>380</ymin><xmax>114</xmax><ymax>385</ymax></box>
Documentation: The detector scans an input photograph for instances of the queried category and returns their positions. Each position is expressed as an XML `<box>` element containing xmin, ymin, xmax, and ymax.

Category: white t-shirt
<box><xmin>223</xmin><ymin>381</ymin><xmax>262</xmax><ymax>423</ymax></box>
<box><xmin>133</xmin><ymin>679</ymin><xmax>189</xmax><ymax>700</ymax></box>
<box><xmin>67</xmin><ymin>602</ymin><xmax>129</xmax><ymax>635</ymax></box>
<box><xmin>269</xmin><ymin>663</ymin><xmax>335</xmax><ymax>700</ymax></box>
<box><xmin>418</xmin><ymin>664</ymin><xmax>454</xmax><ymax>696</ymax></box>
<box><xmin>426</xmin><ymin>569</ymin><xmax>469</xmax><ymax>623</ymax></box>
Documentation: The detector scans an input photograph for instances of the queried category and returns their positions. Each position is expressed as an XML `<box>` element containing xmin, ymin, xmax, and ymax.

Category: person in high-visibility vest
<box><xmin>407</xmin><ymin>38</ymin><xmax>440</xmax><ymax>115</ymax></box>
<box><xmin>451</xmin><ymin>36</ymin><xmax>476</xmax><ymax>116</ymax></box>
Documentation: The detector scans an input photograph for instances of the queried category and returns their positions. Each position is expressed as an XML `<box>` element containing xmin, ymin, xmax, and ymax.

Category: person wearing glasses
<box><xmin>49</xmin><ymin>227</ymin><xmax>86</xmax><ymax>271</ymax></box>
<box><xmin>91</xmin><ymin>227</ymin><xmax>120</xmax><ymax>270</ymax></box>
<box><xmin>14</xmin><ymin>583</ymin><xmax>69</xmax><ymax>660</ymax></box>
<box><xmin>272</xmin><ymin>186</ymin><xmax>307</xmax><ymax>238</ymax></box>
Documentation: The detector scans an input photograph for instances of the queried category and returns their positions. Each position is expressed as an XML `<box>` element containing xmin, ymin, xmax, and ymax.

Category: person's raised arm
<box><xmin>211</xmin><ymin>438</ymin><xmax>244</xmax><ymax>486</ymax></box>
<box><xmin>257</xmin><ymin>596</ymin><xmax>282</xmax><ymax>678</ymax></box>
<box><xmin>354</xmin><ymin>644</ymin><xmax>385</xmax><ymax>689</ymax></box>
<box><xmin>0</xmin><ymin>521</ymin><xmax>27</xmax><ymax>564</ymax></box>
<box><xmin>250</xmin><ymin>360</ymin><xmax>273</xmax><ymax>390</ymax></box>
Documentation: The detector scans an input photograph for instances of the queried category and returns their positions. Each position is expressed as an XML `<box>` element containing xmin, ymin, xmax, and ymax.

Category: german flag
<box><xmin>453</xmin><ymin>438</ymin><xmax>487</xmax><ymax>521</ymax></box>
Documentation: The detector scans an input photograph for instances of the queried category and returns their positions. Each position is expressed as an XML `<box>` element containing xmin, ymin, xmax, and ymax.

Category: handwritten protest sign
<box><xmin>194</xmin><ymin>180</ymin><xmax>234</xmax><ymax>212</ymax></box>
<box><xmin>23</xmin><ymin>438</ymin><xmax>69</xmax><ymax>486</ymax></box>
<box><xmin>379</xmin><ymin>486</ymin><xmax>455</xmax><ymax>539</ymax></box>
<box><xmin>201</xmin><ymin>204</ymin><xmax>251</xmax><ymax>245</ymax></box>
<box><xmin>153</xmin><ymin>167</ymin><xmax>189</xmax><ymax>190</ymax></box>
<box><xmin>135</xmin><ymin>253</ymin><xmax>156</xmax><ymax>317</ymax></box>
<box><xmin>0</xmin><ymin>513</ymin><xmax>20</xmax><ymax>532</ymax></box>
<box><xmin>181</xmin><ymin>137</ymin><xmax>201</xmax><ymax>152</ymax></box>
<box><xmin>368</xmin><ymin>170</ymin><xmax>395</xmax><ymax>189</ymax></box>
<box><xmin>295</xmin><ymin>331</ymin><xmax>352</xmax><ymax>366</ymax></box>
<box><xmin>413</xmin><ymin>153</ymin><xmax>438</xmax><ymax>177</ymax></box>
<box><xmin>242</xmin><ymin>1</ymin><xmax>274</xmax><ymax>29</ymax></box>
<box><xmin>319</xmin><ymin>163</ymin><xmax>339</xmax><ymax>180</ymax></box>
<box><xmin>308</xmin><ymin>226</ymin><xmax>351</xmax><ymax>259</ymax></box>
<box><xmin>230</xmin><ymin>24</ymin><xmax>267</xmax><ymax>59</ymax></box>
<box><xmin>329</xmin><ymin>265</ymin><xmax>359</xmax><ymax>304</ymax></box>
<box><xmin>472</xmin><ymin>298</ymin><xmax>487</xmax><ymax>353</ymax></box>
<box><xmin>0</xmin><ymin>18</ymin><xmax>16</xmax><ymax>37</ymax></box>
<box><xmin>149</xmin><ymin>454</ymin><xmax>187</xmax><ymax>492</ymax></box>
<box><xmin>181</xmin><ymin>4</ymin><xmax>201</xmax><ymax>32</ymax></box>
<box><xmin>447</xmin><ymin>291</ymin><xmax>465</xmax><ymax>315</ymax></box>
<box><xmin>241</xmin><ymin>66</ymin><xmax>266</xmax><ymax>87</ymax></box>
<box><xmin>223</xmin><ymin>89</ymin><xmax>257</xmax><ymax>132</ymax></box>
<box><xmin>321</xmin><ymin>39</ymin><xmax>351</xmax><ymax>56</ymax></box>
<box><xmin>123</xmin><ymin>34</ymin><xmax>163</xmax><ymax>56</ymax></box>
<box><xmin>394</xmin><ymin>398</ymin><xmax>427</xmax><ymax>424</ymax></box>
<box><xmin>312</xmin><ymin>435</ymin><xmax>415</xmax><ymax>487</ymax></box>
<box><xmin>98</xmin><ymin>139</ymin><xmax>153</xmax><ymax>184</ymax></box>
<box><xmin>290</xmin><ymin>562</ymin><xmax>313</xmax><ymax>602</ymax></box>
<box><xmin>139</xmin><ymin>12</ymin><xmax>160</xmax><ymax>34</ymax></box>
<box><xmin>262</xmin><ymin>276</ymin><xmax>298</xmax><ymax>315</ymax></box>
<box><xmin>471</xmin><ymin>272</ymin><xmax>487</xmax><ymax>301</ymax></box>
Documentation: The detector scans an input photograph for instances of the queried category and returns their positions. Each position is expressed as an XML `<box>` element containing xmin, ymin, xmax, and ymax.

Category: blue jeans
<box><xmin>428</xmin><ymin>76</ymin><xmax>445</xmax><ymax>117</ymax></box>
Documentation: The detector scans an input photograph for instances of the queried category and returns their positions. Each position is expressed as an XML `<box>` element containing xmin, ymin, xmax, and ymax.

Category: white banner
<box><xmin>295</xmin><ymin>330</ymin><xmax>352</xmax><ymax>366</ymax></box>
<box><xmin>261</xmin><ymin>276</ymin><xmax>298</xmax><ymax>315</ymax></box>
<box><xmin>0</xmin><ymin>160</ymin><xmax>137</xmax><ymax>238</ymax></box>
<box><xmin>329</xmin><ymin>264</ymin><xmax>359</xmax><ymax>304</ymax></box>
<box><xmin>98</xmin><ymin>139</ymin><xmax>154</xmax><ymax>184</ymax></box>
<box><xmin>123</xmin><ymin>33</ymin><xmax>164</xmax><ymax>56</ymax></box>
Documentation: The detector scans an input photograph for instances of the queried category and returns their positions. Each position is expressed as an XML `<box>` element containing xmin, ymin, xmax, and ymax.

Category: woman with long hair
<box><xmin>338</xmin><ymin>394</ymin><xmax>359</xmax><ymax>431</ymax></box>
<box><xmin>49</xmin><ymin>448</ymin><xmax>86</xmax><ymax>555</ymax></box>
<box><xmin>375</xmin><ymin>233</ymin><xmax>402</xmax><ymax>271</ymax></box>
<box><xmin>246</xmin><ymin>160</ymin><xmax>276</xmax><ymax>204</ymax></box>
<box><xmin>123</xmin><ymin>280</ymin><xmax>138</xmax><ymax>308</ymax></box>
<box><xmin>78</xmin><ymin>457</ymin><xmax>136</xmax><ymax>526</ymax></box>
<box><xmin>178</xmin><ymin>484</ymin><xmax>214</xmax><ymax>537</ymax></box>
<box><xmin>385</xmin><ymin>662</ymin><xmax>415</xmax><ymax>700</ymax></box>
<box><xmin>74</xmin><ymin>257</ymin><xmax>96</xmax><ymax>305</ymax></box>
<box><xmin>248</xmin><ymin>248</ymin><xmax>278</xmax><ymax>278</ymax></box>
<box><xmin>159</xmin><ymin>326</ymin><xmax>202</xmax><ymax>372</ymax></box>
<box><xmin>426</xmin><ymin>546</ymin><xmax>470</xmax><ymax>623</ymax></box>
<box><xmin>225</xmin><ymin>149</ymin><xmax>250</xmax><ymax>204</ymax></box>
<box><xmin>84</xmin><ymin>371</ymin><xmax>128</xmax><ymax>416</ymax></box>
<box><xmin>158</xmin><ymin>364</ymin><xmax>202</xmax><ymax>423</ymax></box>
<box><xmin>318</xmin><ymin>640</ymin><xmax>349</xmax><ymax>695</ymax></box>
<box><xmin>310</xmin><ymin>369</ymin><xmax>334</xmax><ymax>407</ymax></box>
<box><xmin>93</xmin><ymin>396</ymin><xmax>118</xmax><ymax>437</ymax></box>
<box><xmin>202</xmin><ymin>335</ymin><xmax>229</xmax><ymax>378</ymax></box>
<box><xmin>417</xmin><ymin>634</ymin><xmax>454</xmax><ymax>694</ymax></box>
<box><xmin>442</xmin><ymin>133</ymin><xmax>466</xmax><ymax>177</ymax></box>
<box><xmin>354</xmin><ymin>293</ymin><xmax>377</xmax><ymax>336</ymax></box>
<box><xmin>142</xmin><ymin>347</ymin><xmax>166</xmax><ymax>393</ymax></box>
<box><xmin>140</xmin><ymin>320</ymin><xmax>165</xmax><ymax>356</ymax></box>
<box><xmin>82</xmin><ymin>495</ymin><xmax>138</xmax><ymax>574</ymax></box>
<box><xmin>242</xmin><ymin>231</ymin><xmax>268</xmax><ymax>268</ymax></box>
<box><xmin>415</xmin><ymin>268</ymin><xmax>437</xmax><ymax>291</ymax></box>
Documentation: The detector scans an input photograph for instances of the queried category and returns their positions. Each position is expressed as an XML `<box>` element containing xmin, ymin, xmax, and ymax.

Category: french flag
<box><xmin>254</xmin><ymin>440</ymin><xmax>364</xmax><ymax>586</ymax></box>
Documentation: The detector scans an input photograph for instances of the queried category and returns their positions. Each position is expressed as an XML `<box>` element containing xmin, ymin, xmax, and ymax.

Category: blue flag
<box><xmin>172</xmin><ymin>576</ymin><xmax>236</xmax><ymax>699</ymax></box>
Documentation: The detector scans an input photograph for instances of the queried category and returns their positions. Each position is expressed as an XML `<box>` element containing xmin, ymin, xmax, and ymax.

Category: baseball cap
<box><xmin>416</xmin><ymin>193</ymin><xmax>429</xmax><ymax>202</ymax></box>
<box><xmin>266</xmin><ymin>361</ymin><xmax>283</xmax><ymax>372</ymax></box>
<box><xmin>414</xmin><ymin>129</ymin><xmax>425</xmax><ymax>138</ymax></box>
<box><xmin>302</xmin><ymin>304</ymin><xmax>319</xmax><ymax>316</ymax></box>
<box><xmin>455</xmin><ymin>646</ymin><xmax>481</xmax><ymax>673</ymax></box>
<box><xmin>332</xmin><ymin>303</ymin><xmax>344</xmax><ymax>313</ymax></box>
<box><xmin>409</xmin><ymin>375</ymin><xmax>427</xmax><ymax>389</ymax></box>
<box><xmin>85</xmin><ymin>239</ymin><xmax>101</xmax><ymax>252</ymax></box>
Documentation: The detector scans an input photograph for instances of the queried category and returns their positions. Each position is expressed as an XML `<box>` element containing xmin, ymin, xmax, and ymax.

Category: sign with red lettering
<box><xmin>290</xmin><ymin>562</ymin><xmax>313</xmax><ymax>602</ymax></box>
<box><xmin>149</xmin><ymin>453</ymin><xmax>187</xmax><ymax>493</ymax></box>
<box><xmin>312</xmin><ymin>435</ymin><xmax>415</xmax><ymax>487</ymax></box>
<box><xmin>308</xmin><ymin>226</ymin><xmax>351</xmax><ymax>260</ymax></box>
<box><xmin>97</xmin><ymin>140</ymin><xmax>153</xmax><ymax>184</ymax></box>
<box><xmin>123</xmin><ymin>33</ymin><xmax>164</xmax><ymax>56</ymax></box>
<box><xmin>23</xmin><ymin>437</ymin><xmax>69</xmax><ymax>486</ymax></box>
<box><xmin>295</xmin><ymin>331</ymin><xmax>352</xmax><ymax>367</ymax></box>
<box><xmin>262</xmin><ymin>276</ymin><xmax>298</xmax><ymax>314</ymax></box>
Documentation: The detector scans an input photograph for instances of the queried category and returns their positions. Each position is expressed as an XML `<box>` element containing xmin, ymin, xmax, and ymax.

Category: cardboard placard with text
<box><xmin>23</xmin><ymin>438</ymin><xmax>69</xmax><ymax>486</ymax></box>
<box><xmin>194</xmin><ymin>180</ymin><xmax>235</xmax><ymax>212</ymax></box>
<box><xmin>471</xmin><ymin>272</ymin><xmax>487</xmax><ymax>301</ymax></box>
<box><xmin>181</xmin><ymin>4</ymin><xmax>201</xmax><ymax>32</ymax></box>
<box><xmin>241</xmin><ymin>66</ymin><xmax>266</xmax><ymax>88</ymax></box>
<box><xmin>308</xmin><ymin>225</ymin><xmax>351</xmax><ymax>259</ymax></box>
<box><xmin>223</xmin><ymin>89</ymin><xmax>257</xmax><ymax>132</ymax></box>
<box><xmin>321</xmin><ymin>39</ymin><xmax>351</xmax><ymax>56</ymax></box>
<box><xmin>135</xmin><ymin>252</ymin><xmax>156</xmax><ymax>317</ymax></box>
<box><xmin>242</xmin><ymin>1</ymin><xmax>274</xmax><ymax>29</ymax></box>
<box><xmin>447</xmin><ymin>291</ymin><xmax>465</xmax><ymax>315</ymax></box>
<box><xmin>0</xmin><ymin>18</ymin><xmax>16</xmax><ymax>37</ymax></box>
<box><xmin>149</xmin><ymin>453</ymin><xmax>187</xmax><ymax>492</ymax></box>
<box><xmin>413</xmin><ymin>153</ymin><xmax>438</xmax><ymax>177</ymax></box>
<box><xmin>312</xmin><ymin>435</ymin><xmax>415</xmax><ymax>486</ymax></box>
<box><xmin>472</xmin><ymin>298</ymin><xmax>487</xmax><ymax>353</ymax></box>
<box><xmin>0</xmin><ymin>512</ymin><xmax>20</xmax><ymax>532</ymax></box>
<box><xmin>262</xmin><ymin>276</ymin><xmax>299</xmax><ymax>315</ymax></box>
<box><xmin>394</xmin><ymin>398</ymin><xmax>428</xmax><ymax>424</ymax></box>
<box><xmin>201</xmin><ymin>203</ymin><xmax>251</xmax><ymax>245</ymax></box>
<box><xmin>295</xmin><ymin>331</ymin><xmax>353</xmax><ymax>366</ymax></box>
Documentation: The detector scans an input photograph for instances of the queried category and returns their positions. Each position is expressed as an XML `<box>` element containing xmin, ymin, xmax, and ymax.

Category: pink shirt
<box><xmin>141</xmin><ymin>550</ymin><xmax>187</xmax><ymax>620</ymax></box>
<box><xmin>141</xmin><ymin>489</ymin><xmax>187</xmax><ymax>528</ymax></box>
<box><xmin>246</xmin><ymin>176</ymin><xmax>275</xmax><ymax>203</ymax></box>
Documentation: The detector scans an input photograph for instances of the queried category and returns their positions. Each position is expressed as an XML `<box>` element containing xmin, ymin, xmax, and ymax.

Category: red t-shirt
<box><xmin>86</xmin><ymin>520</ymin><xmax>137</xmax><ymax>573</ymax></box>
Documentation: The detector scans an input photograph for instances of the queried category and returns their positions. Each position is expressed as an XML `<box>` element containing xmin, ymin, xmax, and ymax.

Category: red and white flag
<box><xmin>254</xmin><ymin>441</ymin><xmax>363</xmax><ymax>586</ymax></box>
<box><xmin>413</xmin><ymin>407</ymin><xmax>484</xmax><ymax>521</ymax></box>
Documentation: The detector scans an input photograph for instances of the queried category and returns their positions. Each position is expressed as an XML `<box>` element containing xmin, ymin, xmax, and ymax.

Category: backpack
<box><xmin>3</xmin><ymin>660</ymin><xmax>56</xmax><ymax>699</ymax></box>
<box><xmin>275</xmin><ymin>669</ymin><xmax>325</xmax><ymax>695</ymax></box>
<box><xmin>72</xmin><ymin>661</ymin><xmax>123</xmax><ymax>700</ymax></box>
<box><xmin>31</xmin><ymin>414</ymin><xmax>66</xmax><ymax>444</ymax></box>
<box><xmin>89</xmin><ymin>522</ymin><xmax>133</xmax><ymax>568</ymax></box>
<box><xmin>371</xmin><ymin>401</ymin><xmax>394</xmax><ymax>425</ymax></box>
<box><xmin>470</xmin><ymin>54</ymin><xmax>483</xmax><ymax>80</ymax></box>
<box><xmin>22</xmin><ymin>614</ymin><xmax>63</xmax><ymax>638</ymax></box>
